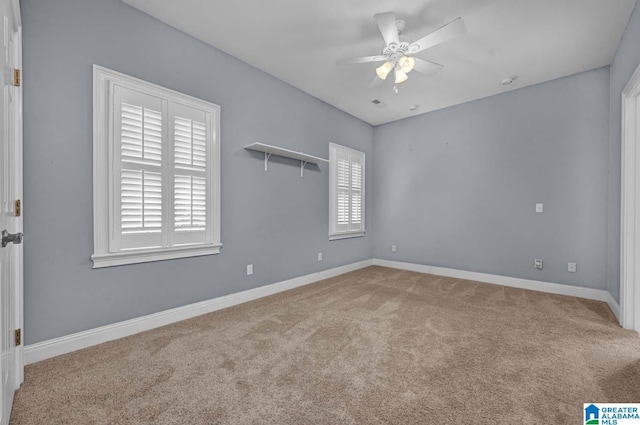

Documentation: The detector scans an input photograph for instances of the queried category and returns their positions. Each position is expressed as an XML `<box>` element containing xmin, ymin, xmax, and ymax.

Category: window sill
<box><xmin>91</xmin><ymin>243</ymin><xmax>222</xmax><ymax>268</ymax></box>
<box><xmin>329</xmin><ymin>231</ymin><xmax>365</xmax><ymax>241</ymax></box>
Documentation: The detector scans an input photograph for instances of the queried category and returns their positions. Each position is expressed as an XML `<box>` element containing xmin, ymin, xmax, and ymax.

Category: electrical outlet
<box><xmin>535</xmin><ymin>203</ymin><xmax>544</xmax><ymax>213</ymax></box>
<box><xmin>534</xmin><ymin>259</ymin><xmax>543</xmax><ymax>270</ymax></box>
<box><xmin>246</xmin><ymin>264</ymin><xmax>253</xmax><ymax>276</ymax></box>
<box><xmin>391</xmin><ymin>245</ymin><xmax>397</xmax><ymax>253</ymax></box>
<box><xmin>318</xmin><ymin>252</ymin><xmax>323</xmax><ymax>261</ymax></box>
<box><xmin>568</xmin><ymin>262</ymin><xmax>577</xmax><ymax>273</ymax></box>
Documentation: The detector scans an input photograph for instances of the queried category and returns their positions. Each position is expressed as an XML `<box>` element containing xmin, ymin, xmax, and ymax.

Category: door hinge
<box><xmin>15</xmin><ymin>329</ymin><xmax>21</xmax><ymax>346</ymax></box>
<box><xmin>14</xmin><ymin>199</ymin><xmax>20</xmax><ymax>217</ymax></box>
<box><xmin>12</xmin><ymin>69</ymin><xmax>20</xmax><ymax>87</ymax></box>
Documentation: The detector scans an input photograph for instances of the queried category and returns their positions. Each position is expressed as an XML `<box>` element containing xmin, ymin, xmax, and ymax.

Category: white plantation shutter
<box><xmin>329</xmin><ymin>143</ymin><xmax>365</xmax><ymax>239</ymax></box>
<box><xmin>114</xmin><ymin>87</ymin><xmax>164</xmax><ymax>249</ymax></box>
<box><xmin>350</xmin><ymin>157</ymin><xmax>363</xmax><ymax>231</ymax></box>
<box><xmin>171</xmin><ymin>103</ymin><xmax>209</xmax><ymax>246</ymax></box>
<box><xmin>334</xmin><ymin>149</ymin><xmax>351</xmax><ymax>233</ymax></box>
<box><xmin>92</xmin><ymin>66</ymin><xmax>221</xmax><ymax>267</ymax></box>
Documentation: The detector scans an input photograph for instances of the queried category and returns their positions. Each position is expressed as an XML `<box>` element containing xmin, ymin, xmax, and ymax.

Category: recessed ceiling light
<box><xmin>501</xmin><ymin>76</ymin><xmax>518</xmax><ymax>86</ymax></box>
<box><xmin>409</xmin><ymin>104</ymin><xmax>420</xmax><ymax>111</ymax></box>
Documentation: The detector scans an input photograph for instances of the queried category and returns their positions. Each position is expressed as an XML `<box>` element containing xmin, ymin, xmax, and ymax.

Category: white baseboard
<box><xmin>24</xmin><ymin>259</ymin><xmax>373</xmax><ymax>365</ymax></box>
<box><xmin>606</xmin><ymin>292</ymin><xmax>621</xmax><ymax>323</ymax></box>
<box><xmin>25</xmin><ymin>257</ymin><xmax>621</xmax><ymax>365</ymax></box>
<box><xmin>373</xmin><ymin>259</ymin><xmax>610</xmax><ymax>302</ymax></box>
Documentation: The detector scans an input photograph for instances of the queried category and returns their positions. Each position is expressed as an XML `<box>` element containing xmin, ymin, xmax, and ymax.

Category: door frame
<box><xmin>6</xmin><ymin>0</ymin><xmax>22</xmax><ymax>387</ymax></box>
<box><xmin>620</xmin><ymin>62</ymin><xmax>640</xmax><ymax>332</ymax></box>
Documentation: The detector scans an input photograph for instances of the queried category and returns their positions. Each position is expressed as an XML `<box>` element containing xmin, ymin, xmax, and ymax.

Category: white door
<box><xmin>621</xmin><ymin>63</ymin><xmax>640</xmax><ymax>333</ymax></box>
<box><xmin>0</xmin><ymin>0</ymin><xmax>22</xmax><ymax>423</ymax></box>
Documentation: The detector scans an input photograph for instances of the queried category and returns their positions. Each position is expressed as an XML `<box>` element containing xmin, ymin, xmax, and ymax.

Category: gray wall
<box><xmin>373</xmin><ymin>68</ymin><xmax>611</xmax><ymax>290</ymax></box>
<box><xmin>22</xmin><ymin>0</ymin><xmax>373</xmax><ymax>345</ymax></box>
<box><xmin>607</xmin><ymin>2</ymin><xmax>640</xmax><ymax>303</ymax></box>
<box><xmin>22</xmin><ymin>0</ymin><xmax>630</xmax><ymax>346</ymax></box>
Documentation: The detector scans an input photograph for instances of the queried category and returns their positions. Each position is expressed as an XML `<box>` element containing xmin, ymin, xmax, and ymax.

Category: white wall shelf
<box><xmin>245</xmin><ymin>143</ymin><xmax>329</xmax><ymax>177</ymax></box>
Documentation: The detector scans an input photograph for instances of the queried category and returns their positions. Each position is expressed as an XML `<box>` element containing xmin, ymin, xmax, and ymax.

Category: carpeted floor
<box><xmin>10</xmin><ymin>266</ymin><xmax>640</xmax><ymax>424</ymax></box>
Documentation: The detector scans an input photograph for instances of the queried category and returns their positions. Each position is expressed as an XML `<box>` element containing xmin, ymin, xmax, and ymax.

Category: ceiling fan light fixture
<box><xmin>398</xmin><ymin>56</ymin><xmax>415</xmax><ymax>73</ymax></box>
<box><xmin>376</xmin><ymin>61</ymin><xmax>394</xmax><ymax>80</ymax></box>
<box><xmin>394</xmin><ymin>68</ymin><xmax>408</xmax><ymax>84</ymax></box>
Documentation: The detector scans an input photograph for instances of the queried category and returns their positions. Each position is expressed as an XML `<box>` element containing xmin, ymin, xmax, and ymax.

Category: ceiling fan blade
<box><xmin>408</xmin><ymin>17</ymin><xmax>466</xmax><ymax>54</ymax></box>
<box><xmin>336</xmin><ymin>55</ymin><xmax>387</xmax><ymax>66</ymax></box>
<box><xmin>368</xmin><ymin>75</ymin><xmax>385</xmax><ymax>88</ymax></box>
<box><xmin>374</xmin><ymin>12</ymin><xmax>399</xmax><ymax>46</ymax></box>
<box><xmin>412</xmin><ymin>58</ymin><xmax>444</xmax><ymax>76</ymax></box>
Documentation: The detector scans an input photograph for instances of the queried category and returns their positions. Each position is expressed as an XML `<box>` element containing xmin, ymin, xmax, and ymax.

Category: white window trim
<box><xmin>329</xmin><ymin>232</ymin><xmax>365</xmax><ymax>241</ymax></box>
<box><xmin>329</xmin><ymin>142</ymin><xmax>365</xmax><ymax>241</ymax></box>
<box><xmin>92</xmin><ymin>65</ymin><xmax>222</xmax><ymax>268</ymax></box>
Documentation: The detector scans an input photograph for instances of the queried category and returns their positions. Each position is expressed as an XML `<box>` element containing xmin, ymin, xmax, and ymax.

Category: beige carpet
<box><xmin>11</xmin><ymin>266</ymin><xmax>640</xmax><ymax>424</ymax></box>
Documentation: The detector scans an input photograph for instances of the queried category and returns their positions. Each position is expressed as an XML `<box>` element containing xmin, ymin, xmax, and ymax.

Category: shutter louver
<box><xmin>350</xmin><ymin>160</ymin><xmax>362</xmax><ymax>225</ymax></box>
<box><xmin>351</xmin><ymin>192</ymin><xmax>362</xmax><ymax>224</ymax></box>
<box><xmin>174</xmin><ymin>117</ymin><xmax>193</xmax><ymax>169</ymax></box>
<box><xmin>192</xmin><ymin>122</ymin><xmax>207</xmax><ymax>170</ymax></box>
<box><xmin>337</xmin><ymin>157</ymin><xmax>350</xmax><ymax>225</ymax></box>
<box><xmin>351</xmin><ymin>162</ymin><xmax>362</xmax><ymax>191</ymax></box>
<box><xmin>337</xmin><ymin>158</ymin><xmax>349</xmax><ymax>187</ymax></box>
<box><xmin>337</xmin><ymin>191</ymin><xmax>349</xmax><ymax>224</ymax></box>
<box><xmin>174</xmin><ymin>175</ymin><xmax>206</xmax><ymax>231</ymax></box>
<box><xmin>121</xmin><ymin>103</ymin><xmax>162</xmax><ymax>166</ymax></box>
<box><xmin>121</xmin><ymin>170</ymin><xmax>162</xmax><ymax>233</ymax></box>
<box><xmin>174</xmin><ymin>116</ymin><xmax>207</xmax><ymax>171</ymax></box>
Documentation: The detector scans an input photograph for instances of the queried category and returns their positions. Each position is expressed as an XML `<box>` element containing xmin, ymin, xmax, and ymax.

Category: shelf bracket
<box><xmin>264</xmin><ymin>152</ymin><xmax>272</xmax><ymax>171</ymax></box>
<box><xmin>300</xmin><ymin>160</ymin><xmax>309</xmax><ymax>177</ymax></box>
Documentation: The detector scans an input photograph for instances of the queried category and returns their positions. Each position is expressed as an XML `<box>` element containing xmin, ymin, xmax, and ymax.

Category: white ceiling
<box><xmin>124</xmin><ymin>0</ymin><xmax>636</xmax><ymax>126</ymax></box>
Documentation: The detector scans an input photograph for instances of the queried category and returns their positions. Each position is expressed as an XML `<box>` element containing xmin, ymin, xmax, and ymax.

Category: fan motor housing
<box><xmin>382</xmin><ymin>35</ymin><xmax>412</xmax><ymax>60</ymax></box>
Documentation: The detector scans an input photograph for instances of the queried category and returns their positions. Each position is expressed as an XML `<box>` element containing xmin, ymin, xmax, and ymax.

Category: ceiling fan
<box><xmin>337</xmin><ymin>12</ymin><xmax>467</xmax><ymax>88</ymax></box>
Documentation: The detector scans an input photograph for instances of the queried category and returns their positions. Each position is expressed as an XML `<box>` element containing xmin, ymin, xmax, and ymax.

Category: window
<box><xmin>329</xmin><ymin>143</ymin><xmax>365</xmax><ymax>240</ymax></box>
<box><xmin>92</xmin><ymin>66</ymin><xmax>221</xmax><ymax>268</ymax></box>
